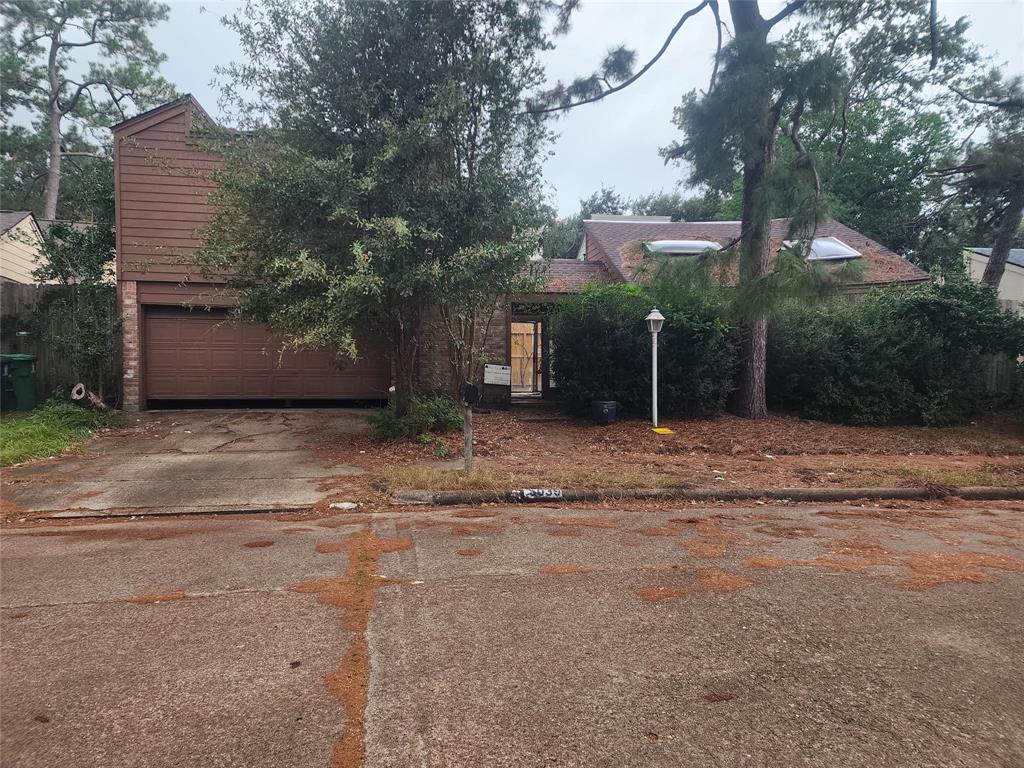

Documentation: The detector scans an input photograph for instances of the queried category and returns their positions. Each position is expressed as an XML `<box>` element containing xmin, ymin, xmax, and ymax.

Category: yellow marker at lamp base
<box><xmin>652</xmin><ymin>427</ymin><xmax>674</xmax><ymax>435</ymax></box>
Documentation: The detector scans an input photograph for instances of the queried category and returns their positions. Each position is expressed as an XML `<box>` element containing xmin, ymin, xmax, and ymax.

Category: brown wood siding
<box><xmin>143</xmin><ymin>307</ymin><xmax>390</xmax><ymax>401</ymax></box>
<box><xmin>116</xmin><ymin>107</ymin><xmax>222</xmax><ymax>284</ymax></box>
<box><xmin>136</xmin><ymin>280</ymin><xmax>237</xmax><ymax>307</ymax></box>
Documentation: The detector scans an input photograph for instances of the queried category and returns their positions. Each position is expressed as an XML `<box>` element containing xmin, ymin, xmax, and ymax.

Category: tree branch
<box><xmin>706</xmin><ymin>0</ymin><xmax>723</xmax><ymax>94</ymax></box>
<box><xmin>764</xmin><ymin>0</ymin><xmax>807</xmax><ymax>30</ymax></box>
<box><xmin>524</xmin><ymin>0</ymin><xmax>711</xmax><ymax>115</ymax></box>
<box><xmin>929</xmin><ymin>0</ymin><xmax>938</xmax><ymax>70</ymax></box>
<box><xmin>950</xmin><ymin>86</ymin><xmax>1024</xmax><ymax>110</ymax></box>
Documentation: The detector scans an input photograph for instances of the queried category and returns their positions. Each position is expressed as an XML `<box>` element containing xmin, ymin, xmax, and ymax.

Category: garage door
<box><xmin>144</xmin><ymin>307</ymin><xmax>390</xmax><ymax>401</ymax></box>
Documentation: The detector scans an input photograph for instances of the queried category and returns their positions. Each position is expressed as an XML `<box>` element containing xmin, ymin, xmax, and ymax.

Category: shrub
<box><xmin>767</xmin><ymin>280</ymin><xmax>1024</xmax><ymax>426</ymax></box>
<box><xmin>408</xmin><ymin>394</ymin><xmax>463</xmax><ymax>433</ymax></box>
<box><xmin>550</xmin><ymin>284</ymin><xmax>737</xmax><ymax>418</ymax></box>
<box><xmin>368</xmin><ymin>395</ymin><xmax>463</xmax><ymax>440</ymax></box>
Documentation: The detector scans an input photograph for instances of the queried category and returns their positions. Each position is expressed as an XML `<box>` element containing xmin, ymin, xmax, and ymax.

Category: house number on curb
<box><xmin>517</xmin><ymin>488</ymin><xmax>563</xmax><ymax>500</ymax></box>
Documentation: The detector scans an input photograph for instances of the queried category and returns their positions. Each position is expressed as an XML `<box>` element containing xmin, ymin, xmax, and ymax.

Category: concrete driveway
<box><xmin>1</xmin><ymin>410</ymin><xmax>369</xmax><ymax>517</ymax></box>
<box><xmin>2</xmin><ymin>502</ymin><xmax>1023</xmax><ymax>767</ymax></box>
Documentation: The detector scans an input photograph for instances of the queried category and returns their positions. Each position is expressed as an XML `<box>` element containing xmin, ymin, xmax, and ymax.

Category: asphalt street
<box><xmin>2</xmin><ymin>502</ymin><xmax>1023</xmax><ymax>767</ymax></box>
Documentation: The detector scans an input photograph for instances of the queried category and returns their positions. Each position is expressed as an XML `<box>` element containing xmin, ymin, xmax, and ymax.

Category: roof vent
<box><xmin>783</xmin><ymin>236</ymin><xmax>861</xmax><ymax>261</ymax></box>
<box><xmin>647</xmin><ymin>239</ymin><xmax>721</xmax><ymax>255</ymax></box>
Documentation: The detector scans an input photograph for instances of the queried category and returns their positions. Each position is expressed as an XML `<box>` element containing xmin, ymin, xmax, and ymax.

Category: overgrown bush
<box><xmin>767</xmin><ymin>280</ymin><xmax>1024</xmax><ymax>426</ymax></box>
<box><xmin>550</xmin><ymin>284</ymin><xmax>737</xmax><ymax>417</ymax></box>
<box><xmin>368</xmin><ymin>395</ymin><xmax>463</xmax><ymax>440</ymax></box>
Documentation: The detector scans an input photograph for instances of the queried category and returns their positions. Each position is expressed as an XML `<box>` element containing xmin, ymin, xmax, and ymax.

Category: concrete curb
<box><xmin>392</xmin><ymin>485</ymin><xmax>1024</xmax><ymax>506</ymax></box>
<box><xmin>43</xmin><ymin>504</ymin><xmax>310</xmax><ymax>520</ymax></box>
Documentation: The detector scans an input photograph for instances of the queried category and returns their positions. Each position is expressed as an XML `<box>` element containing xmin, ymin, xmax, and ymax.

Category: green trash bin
<box><xmin>1</xmin><ymin>354</ymin><xmax>37</xmax><ymax>412</ymax></box>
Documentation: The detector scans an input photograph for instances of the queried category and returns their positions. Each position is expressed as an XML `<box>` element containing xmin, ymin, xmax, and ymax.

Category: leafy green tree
<box><xmin>936</xmin><ymin>71</ymin><xmax>1024</xmax><ymax>287</ymax></box>
<box><xmin>201</xmin><ymin>0</ymin><xmax>552</xmax><ymax>417</ymax></box>
<box><xmin>1</xmin><ymin>0</ymin><xmax>173</xmax><ymax>219</ymax></box>
<box><xmin>538</xmin><ymin>0</ymin><xmax>977</xmax><ymax>418</ymax></box>
<box><xmin>631</xmin><ymin>189</ymin><xmax>723</xmax><ymax>221</ymax></box>
<box><xmin>540</xmin><ymin>184</ymin><xmax>624</xmax><ymax>259</ymax></box>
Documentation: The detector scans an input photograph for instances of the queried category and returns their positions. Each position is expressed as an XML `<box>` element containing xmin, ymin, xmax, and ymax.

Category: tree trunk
<box><xmin>44</xmin><ymin>32</ymin><xmax>63</xmax><ymax>221</ymax></box>
<box><xmin>981</xmin><ymin>180</ymin><xmax>1024</xmax><ymax>288</ymax></box>
<box><xmin>462</xmin><ymin>404</ymin><xmax>473</xmax><ymax>471</ymax></box>
<box><xmin>729</xmin><ymin>0</ymin><xmax>773</xmax><ymax>420</ymax></box>
<box><xmin>393</xmin><ymin>324</ymin><xmax>417</xmax><ymax>417</ymax></box>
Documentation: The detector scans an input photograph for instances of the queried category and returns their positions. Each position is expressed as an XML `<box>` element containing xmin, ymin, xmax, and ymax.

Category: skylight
<box><xmin>647</xmin><ymin>240</ymin><xmax>721</xmax><ymax>255</ymax></box>
<box><xmin>783</xmin><ymin>236</ymin><xmax>861</xmax><ymax>261</ymax></box>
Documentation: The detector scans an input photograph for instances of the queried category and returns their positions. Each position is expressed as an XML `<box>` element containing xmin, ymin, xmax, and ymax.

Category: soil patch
<box><xmin>457</xmin><ymin>548</ymin><xmax>482</xmax><ymax>557</ymax></box>
<box><xmin>243</xmin><ymin>540</ymin><xmax>275</xmax><ymax>548</ymax></box>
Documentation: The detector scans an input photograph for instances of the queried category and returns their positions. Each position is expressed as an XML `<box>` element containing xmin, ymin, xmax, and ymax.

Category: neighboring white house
<box><xmin>0</xmin><ymin>211</ymin><xmax>45</xmax><ymax>284</ymax></box>
<box><xmin>965</xmin><ymin>247</ymin><xmax>1024</xmax><ymax>314</ymax></box>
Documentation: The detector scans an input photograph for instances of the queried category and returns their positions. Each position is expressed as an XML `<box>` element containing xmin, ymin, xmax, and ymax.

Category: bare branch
<box><xmin>929</xmin><ymin>0</ymin><xmax>938</xmax><ymax>70</ymax></box>
<box><xmin>950</xmin><ymin>85</ymin><xmax>1024</xmax><ymax>110</ymax></box>
<box><xmin>524</xmin><ymin>0</ymin><xmax>711</xmax><ymax>115</ymax></box>
<box><xmin>707</xmin><ymin>0</ymin><xmax>723</xmax><ymax>94</ymax></box>
<box><xmin>764</xmin><ymin>0</ymin><xmax>807</xmax><ymax>30</ymax></box>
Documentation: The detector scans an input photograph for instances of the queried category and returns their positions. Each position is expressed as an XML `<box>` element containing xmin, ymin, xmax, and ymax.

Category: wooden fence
<box><xmin>1</xmin><ymin>282</ymin><xmax>121</xmax><ymax>404</ymax></box>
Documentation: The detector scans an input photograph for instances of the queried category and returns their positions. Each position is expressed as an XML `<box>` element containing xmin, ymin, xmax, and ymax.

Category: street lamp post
<box><xmin>645</xmin><ymin>308</ymin><xmax>665</xmax><ymax>427</ymax></box>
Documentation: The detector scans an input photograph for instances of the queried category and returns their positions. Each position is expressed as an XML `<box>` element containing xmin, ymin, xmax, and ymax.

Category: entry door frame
<box><xmin>508</xmin><ymin>314</ymin><xmax>550</xmax><ymax>396</ymax></box>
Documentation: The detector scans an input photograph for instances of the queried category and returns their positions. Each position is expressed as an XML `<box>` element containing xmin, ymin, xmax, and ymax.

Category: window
<box><xmin>783</xmin><ymin>236</ymin><xmax>861</xmax><ymax>261</ymax></box>
<box><xmin>646</xmin><ymin>240</ymin><xmax>721</xmax><ymax>256</ymax></box>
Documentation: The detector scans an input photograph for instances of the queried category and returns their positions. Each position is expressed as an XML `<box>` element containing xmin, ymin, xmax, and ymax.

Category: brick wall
<box><xmin>416</xmin><ymin>302</ymin><xmax>510</xmax><ymax>402</ymax></box>
<box><xmin>120</xmin><ymin>280</ymin><xmax>141</xmax><ymax>411</ymax></box>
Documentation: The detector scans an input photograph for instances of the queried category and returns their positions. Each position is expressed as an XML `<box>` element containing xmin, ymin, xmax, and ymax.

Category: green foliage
<box><xmin>0</xmin><ymin>400</ymin><xmax>117</xmax><ymax>467</ymax></box>
<box><xmin>33</xmin><ymin>158</ymin><xmax>116</xmax><ymax>285</ymax></box>
<box><xmin>1</xmin><ymin>0</ymin><xmax>174</xmax><ymax>217</ymax></box>
<box><xmin>368</xmin><ymin>395</ymin><xmax>463</xmax><ymax>440</ymax></box>
<box><xmin>30</xmin><ymin>285</ymin><xmax>120</xmax><ymax>401</ymax></box>
<box><xmin>204</xmin><ymin>0</ymin><xmax>552</xmax><ymax>413</ymax></box>
<box><xmin>550</xmin><ymin>284</ymin><xmax>737</xmax><ymax>418</ymax></box>
<box><xmin>767</xmin><ymin>281</ymin><xmax>1024</xmax><ymax>426</ymax></box>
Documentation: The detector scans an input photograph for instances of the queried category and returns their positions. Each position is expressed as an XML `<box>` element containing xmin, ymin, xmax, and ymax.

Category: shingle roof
<box><xmin>583</xmin><ymin>217</ymin><xmax>930</xmax><ymax>286</ymax></box>
<box><xmin>536</xmin><ymin>259</ymin><xmax>610</xmax><ymax>293</ymax></box>
<box><xmin>0</xmin><ymin>210</ymin><xmax>33</xmax><ymax>236</ymax></box>
<box><xmin>968</xmin><ymin>248</ymin><xmax>1024</xmax><ymax>270</ymax></box>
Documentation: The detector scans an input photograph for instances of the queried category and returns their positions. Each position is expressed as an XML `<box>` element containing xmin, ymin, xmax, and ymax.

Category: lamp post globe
<box><xmin>645</xmin><ymin>308</ymin><xmax>665</xmax><ymax>334</ymax></box>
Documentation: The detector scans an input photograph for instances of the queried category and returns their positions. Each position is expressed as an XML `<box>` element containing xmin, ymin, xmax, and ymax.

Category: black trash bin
<box><xmin>1</xmin><ymin>354</ymin><xmax>37</xmax><ymax>412</ymax></box>
<box><xmin>591</xmin><ymin>400</ymin><xmax>617</xmax><ymax>425</ymax></box>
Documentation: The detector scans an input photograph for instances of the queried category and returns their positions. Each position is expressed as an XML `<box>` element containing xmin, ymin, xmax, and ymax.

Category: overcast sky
<box><xmin>149</xmin><ymin>0</ymin><xmax>1024</xmax><ymax>216</ymax></box>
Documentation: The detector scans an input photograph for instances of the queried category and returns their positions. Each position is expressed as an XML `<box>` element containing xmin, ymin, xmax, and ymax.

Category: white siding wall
<box><xmin>965</xmin><ymin>251</ymin><xmax>1024</xmax><ymax>314</ymax></box>
<box><xmin>0</xmin><ymin>218</ymin><xmax>44</xmax><ymax>284</ymax></box>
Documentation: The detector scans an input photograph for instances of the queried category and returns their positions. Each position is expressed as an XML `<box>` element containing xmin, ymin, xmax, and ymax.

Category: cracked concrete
<box><xmin>2</xmin><ymin>409</ymin><xmax>371</xmax><ymax>515</ymax></box>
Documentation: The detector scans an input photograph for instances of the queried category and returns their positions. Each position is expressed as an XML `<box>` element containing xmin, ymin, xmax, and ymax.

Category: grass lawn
<box><xmin>0</xmin><ymin>402</ymin><xmax>117</xmax><ymax>467</ymax></box>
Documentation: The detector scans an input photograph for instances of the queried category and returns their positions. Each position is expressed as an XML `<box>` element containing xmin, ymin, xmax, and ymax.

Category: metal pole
<box><xmin>651</xmin><ymin>330</ymin><xmax>658</xmax><ymax>427</ymax></box>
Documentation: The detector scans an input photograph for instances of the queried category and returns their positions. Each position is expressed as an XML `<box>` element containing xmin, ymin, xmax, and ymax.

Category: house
<box><xmin>965</xmin><ymin>247</ymin><xmax>1024</xmax><ymax>313</ymax></box>
<box><xmin>503</xmin><ymin>215</ymin><xmax>932</xmax><ymax>398</ymax></box>
<box><xmin>113</xmin><ymin>95</ymin><xmax>930</xmax><ymax>410</ymax></box>
<box><xmin>1</xmin><ymin>211</ymin><xmax>45</xmax><ymax>284</ymax></box>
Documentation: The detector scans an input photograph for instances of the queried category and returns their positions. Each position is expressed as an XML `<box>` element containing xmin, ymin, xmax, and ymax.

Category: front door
<box><xmin>511</xmin><ymin>320</ymin><xmax>543</xmax><ymax>394</ymax></box>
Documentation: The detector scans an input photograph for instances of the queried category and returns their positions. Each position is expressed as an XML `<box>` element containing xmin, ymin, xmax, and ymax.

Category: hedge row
<box><xmin>550</xmin><ymin>280</ymin><xmax>1024</xmax><ymax>426</ymax></box>
<box><xmin>549</xmin><ymin>284</ymin><xmax>737</xmax><ymax>418</ymax></box>
<box><xmin>766</xmin><ymin>280</ymin><xmax>1024</xmax><ymax>426</ymax></box>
